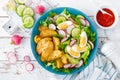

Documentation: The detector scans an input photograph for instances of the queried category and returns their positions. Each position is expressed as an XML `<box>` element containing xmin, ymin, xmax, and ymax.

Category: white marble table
<box><xmin>0</xmin><ymin>0</ymin><xmax>120</xmax><ymax>80</ymax></box>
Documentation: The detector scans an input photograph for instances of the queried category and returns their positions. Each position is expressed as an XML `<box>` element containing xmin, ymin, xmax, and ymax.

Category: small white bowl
<box><xmin>94</xmin><ymin>5</ymin><xmax>119</xmax><ymax>29</ymax></box>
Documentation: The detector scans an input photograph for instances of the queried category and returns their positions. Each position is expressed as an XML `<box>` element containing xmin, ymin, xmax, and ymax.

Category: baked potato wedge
<box><xmin>41</xmin><ymin>41</ymin><xmax>54</xmax><ymax>61</ymax></box>
<box><xmin>38</xmin><ymin>26</ymin><xmax>48</xmax><ymax>31</ymax></box>
<box><xmin>40</xmin><ymin>29</ymin><xmax>57</xmax><ymax>38</ymax></box>
<box><xmin>53</xmin><ymin>37</ymin><xmax>60</xmax><ymax>50</ymax></box>
<box><xmin>36</xmin><ymin>38</ymin><xmax>52</xmax><ymax>55</ymax></box>
<box><xmin>56</xmin><ymin>59</ymin><xmax>63</xmax><ymax>68</ymax></box>
<box><xmin>61</xmin><ymin>55</ymin><xmax>68</xmax><ymax>64</ymax></box>
<box><xmin>48</xmin><ymin>50</ymin><xmax>64</xmax><ymax>61</ymax></box>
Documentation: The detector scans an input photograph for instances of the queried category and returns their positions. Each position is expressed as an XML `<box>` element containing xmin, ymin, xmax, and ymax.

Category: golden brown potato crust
<box><xmin>48</xmin><ymin>50</ymin><xmax>63</xmax><ymax>61</ymax></box>
<box><xmin>53</xmin><ymin>37</ymin><xmax>60</xmax><ymax>50</ymax></box>
<box><xmin>40</xmin><ymin>29</ymin><xmax>57</xmax><ymax>38</ymax></box>
<box><xmin>36</xmin><ymin>38</ymin><xmax>52</xmax><ymax>55</ymax></box>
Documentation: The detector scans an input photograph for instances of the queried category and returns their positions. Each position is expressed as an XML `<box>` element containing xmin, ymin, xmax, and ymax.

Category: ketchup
<box><xmin>96</xmin><ymin>8</ymin><xmax>115</xmax><ymax>27</ymax></box>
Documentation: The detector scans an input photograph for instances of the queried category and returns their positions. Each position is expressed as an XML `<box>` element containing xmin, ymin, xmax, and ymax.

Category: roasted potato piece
<box><xmin>40</xmin><ymin>29</ymin><xmax>57</xmax><ymax>38</ymax></box>
<box><xmin>41</xmin><ymin>41</ymin><xmax>54</xmax><ymax>61</ymax></box>
<box><xmin>48</xmin><ymin>50</ymin><xmax>63</xmax><ymax>61</ymax></box>
<box><xmin>53</xmin><ymin>37</ymin><xmax>60</xmax><ymax>50</ymax></box>
<box><xmin>61</xmin><ymin>55</ymin><xmax>68</xmax><ymax>64</ymax></box>
<box><xmin>56</xmin><ymin>59</ymin><xmax>63</xmax><ymax>68</ymax></box>
<box><xmin>38</xmin><ymin>26</ymin><xmax>48</xmax><ymax>31</ymax></box>
<box><xmin>41</xmin><ymin>56</ymin><xmax>45</xmax><ymax>62</ymax></box>
<box><xmin>36</xmin><ymin>38</ymin><xmax>52</xmax><ymax>55</ymax></box>
<box><xmin>34</xmin><ymin>35</ymin><xmax>41</xmax><ymax>43</ymax></box>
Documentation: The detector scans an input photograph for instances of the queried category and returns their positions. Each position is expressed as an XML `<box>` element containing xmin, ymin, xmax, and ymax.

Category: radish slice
<box><xmin>61</xmin><ymin>37</ymin><xmax>69</xmax><ymax>42</ymax></box>
<box><xmin>75</xmin><ymin>59</ymin><xmax>84</xmax><ymax>68</ymax></box>
<box><xmin>80</xmin><ymin>18</ymin><xmax>86</xmax><ymax>26</ymax></box>
<box><xmin>68</xmin><ymin>18</ymin><xmax>77</xmax><ymax>24</ymax></box>
<box><xmin>48</xmin><ymin>24</ymin><xmax>56</xmax><ymax>30</ymax></box>
<box><xmin>85</xmin><ymin>20</ymin><xmax>90</xmax><ymax>27</ymax></box>
<box><xmin>8</xmin><ymin>55</ymin><xmax>17</xmax><ymax>64</ymax></box>
<box><xmin>88</xmin><ymin>40</ymin><xmax>94</xmax><ymax>49</ymax></box>
<box><xmin>66</xmin><ymin>25</ymin><xmax>74</xmax><ymax>34</ymax></box>
<box><xmin>70</xmin><ymin>39</ymin><xmax>77</xmax><ymax>47</ymax></box>
<box><xmin>53</xmin><ymin>15</ymin><xmax>59</xmax><ymax>20</ymax></box>
<box><xmin>58</xmin><ymin>30</ymin><xmax>66</xmax><ymax>37</ymax></box>
<box><xmin>7</xmin><ymin>51</ymin><xmax>16</xmax><ymax>58</ymax></box>
<box><xmin>63</xmin><ymin>64</ymin><xmax>72</xmax><ymax>68</ymax></box>
<box><xmin>70</xmin><ymin>64</ymin><xmax>76</xmax><ymax>68</ymax></box>
<box><xmin>25</xmin><ymin>63</ymin><xmax>34</xmax><ymax>72</ymax></box>
<box><xmin>24</xmin><ymin>55</ymin><xmax>31</xmax><ymax>62</ymax></box>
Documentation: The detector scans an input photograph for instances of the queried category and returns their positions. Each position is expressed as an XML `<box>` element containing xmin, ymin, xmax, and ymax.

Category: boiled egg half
<box><xmin>66</xmin><ymin>45</ymin><xmax>80</xmax><ymax>58</ymax></box>
<box><xmin>80</xmin><ymin>31</ymin><xmax>87</xmax><ymax>47</ymax></box>
<box><xmin>57</xmin><ymin>21</ymin><xmax>73</xmax><ymax>29</ymax></box>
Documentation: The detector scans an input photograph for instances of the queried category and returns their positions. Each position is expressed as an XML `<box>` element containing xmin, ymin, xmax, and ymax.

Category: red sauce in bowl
<box><xmin>96</xmin><ymin>8</ymin><xmax>115</xmax><ymax>27</ymax></box>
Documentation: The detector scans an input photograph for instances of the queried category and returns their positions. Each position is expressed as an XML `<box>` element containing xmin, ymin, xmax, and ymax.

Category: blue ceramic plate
<box><xmin>31</xmin><ymin>7</ymin><xmax>98</xmax><ymax>75</ymax></box>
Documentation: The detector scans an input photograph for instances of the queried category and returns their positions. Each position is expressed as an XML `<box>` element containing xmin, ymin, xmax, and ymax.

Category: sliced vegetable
<box><xmin>14</xmin><ymin>0</ymin><xmax>19</xmax><ymax>4</ymax></box>
<box><xmin>48</xmin><ymin>24</ymin><xmax>56</xmax><ymax>30</ymax></box>
<box><xmin>23</xmin><ymin>7</ymin><xmax>34</xmax><ymax>16</ymax></box>
<box><xmin>61</xmin><ymin>37</ymin><xmax>69</xmax><ymax>42</ymax></box>
<box><xmin>77</xmin><ymin>15</ymin><xmax>85</xmax><ymax>19</ymax></box>
<box><xmin>17</xmin><ymin>0</ymin><xmax>26</xmax><ymax>4</ymax></box>
<box><xmin>8</xmin><ymin>55</ymin><xmax>18</xmax><ymax>64</ymax></box>
<box><xmin>16</xmin><ymin>5</ymin><xmax>26</xmax><ymax>16</ymax></box>
<box><xmin>7</xmin><ymin>51</ymin><xmax>16</xmax><ymax>58</ymax></box>
<box><xmin>22</xmin><ymin>16</ymin><xmax>34</xmax><ymax>28</ymax></box>
<box><xmin>75</xmin><ymin>59</ymin><xmax>84</xmax><ymax>68</ymax></box>
<box><xmin>22</xmin><ymin>15</ymin><xmax>30</xmax><ymax>21</ymax></box>
<box><xmin>25</xmin><ymin>63</ymin><xmax>34</xmax><ymax>72</ymax></box>
<box><xmin>63</xmin><ymin>64</ymin><xmax>72</xmax><ymax>69</ymax></box>
<box><xmin>88</xmin><ymin>40</ymin><xmax>94</xmax><ymax>49</ymax></box>
<box><xmin>66</xmin><ymin>25</ymin><xmax>74</xmax><ymax>34</ymax></box>
<box><xmin>70</xmin><ymin>39</ymin><xmax>77</xmax><ymax>47</ymax></box>
<box><xmin>80</xmin><ymin>18</ymin><xmax>86</xmax><ymax>26</ymax></box>
<box><xmin>55</xmin><ymin>15</ymin><xmax>66</xmax><ymax>25</ymax></box>
<box><xmin>70</xmin><ymin>64</ymin><xmax>76</xmax><ymax>68</ymax></box>
<box><xmin>24</xmin><ymin>55</ymin><xmax>31</xmax><ymax>62</ymax></box>
<box><xmin>71</xmin><ymin>27</ymin><xmax>81</xmax><ymax>37</ymax></box>
<box><xmin>58</xmin><ymin>30</ymin><xmax>66</xmax><ymax>37</ymax></box>
<box><xmin>85</xmin><ymin>20</ymin><xmax>90</xmax><ymax>27</ymax></box>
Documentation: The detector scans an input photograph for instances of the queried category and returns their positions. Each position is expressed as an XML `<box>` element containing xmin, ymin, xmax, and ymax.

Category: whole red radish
<box><xmin>11</xmin><ymin>35</ymin><xmax>22</xmax><ymax>45</ymax></box>
<box><xmin>35</xmin><ymin>5</ymin><xmax>45</xmax><ymax>15</ymax></box>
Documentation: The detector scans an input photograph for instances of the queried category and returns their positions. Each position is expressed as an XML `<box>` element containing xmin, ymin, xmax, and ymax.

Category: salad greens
<box><xmin>38</xmin><ymin>8</ymin><xmax>96</xmax><ymax>73</ymax></box>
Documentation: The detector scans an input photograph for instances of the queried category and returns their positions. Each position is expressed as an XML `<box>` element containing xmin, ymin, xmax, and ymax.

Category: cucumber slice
<box><xmin>55</xmin><ymin>15</ymin><xmax>66</xmax><ymax>25</ymax></box>
<box><xmin>16</xmin><ymin>5</ymin><xmax>26</xmax><ymax>16</ymax></box>
<box><xmin>87</xmin><ymin>43</ymin><xmax>91</xmax><ymax>50</ymax></box>
<box><xmin>22</xmin><ymin>16</ymin><xmax>34</xmax><ymax>28</ymax></box>
<box><xmin>23</xmin><ymin>7</ymin><xmax>34</xmax><ymax>16</ymax></box>
<box><xmin>22</xmin><ymin>15</ymin><xmax>30</xmax><ymax>21</ymax></box>
<box><xmin>18</xmin><ymin>0</ymin><xmax>26</xmax><ymax>4</ymax></box>
<box><xmin>14</xmin><ymin>0</ymin><xmax>19</xmax><ymax>4</ymax></box>
<box><xmin>71</xmin><ymin>28</ymin><xmax>81</xmax><ymax>37</ymax></box>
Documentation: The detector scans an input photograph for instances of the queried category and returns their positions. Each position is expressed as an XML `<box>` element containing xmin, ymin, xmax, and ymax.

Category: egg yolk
<box><xmin>80</xmin><ymin>36</ymin><xmax>86</xmax><ymax>46</ymax></box>
<box><xmin>77</xmin><ymin>46</ymin><xmax>87</xmax><ymax>52</ymax></box>
<box><xmin>70</xmin><ymin>49</ymin><xmax>79</xmax><ymax>57</ymax></box>
<box><xmin>59</xmin><ymin>24</ymin><xmax>68</xmax><ymax>29</ymax></box>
